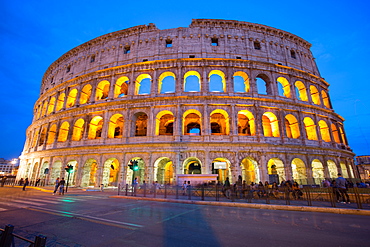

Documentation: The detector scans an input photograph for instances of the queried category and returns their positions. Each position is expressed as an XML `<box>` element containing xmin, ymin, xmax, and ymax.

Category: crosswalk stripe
<box><xmin>27</xmin><ymin>198</ymin><xmax>60</xmax><ymax>204</ymax></box>
<box><xmin>10</xmin><ymin>199</ymin><xmax>45</xmax><ymax>206</ymax></box>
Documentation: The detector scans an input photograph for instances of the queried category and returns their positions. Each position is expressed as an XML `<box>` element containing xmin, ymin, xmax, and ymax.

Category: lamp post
<box><xmin>65</xmin><ymin>165</ymin><xmax>73</xmax><ymax>193</ymax></box>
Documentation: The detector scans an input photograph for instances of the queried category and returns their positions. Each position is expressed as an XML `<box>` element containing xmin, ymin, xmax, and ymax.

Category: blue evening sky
<box><xmin>1</xmin><ymin>0</ymin><xmax>369</xmax><ymax>160</ymax></box>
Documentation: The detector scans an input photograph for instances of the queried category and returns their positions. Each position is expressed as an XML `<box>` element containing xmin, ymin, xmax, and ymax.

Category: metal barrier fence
<box><xmin>0</xmin><ymin>224</ymin><xmax>46</xmax><ymax>247</ymax></box>
<box><xmin>118</xmin><ymin>183</ymin><xmax>370</xmax><ymax>210</ymax></box>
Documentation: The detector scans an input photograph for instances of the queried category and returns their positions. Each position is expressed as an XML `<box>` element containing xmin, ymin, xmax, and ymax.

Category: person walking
<box><xmin>22</xmin><ymin>178</ymin><xmax>29</xmax><ymax>191</ymax></box>
<box><xmin>223</xmin><ymin>177</ymin><xmax>231</xmax><ymax>198</ymax></box>
<box><xmin>336</xmin><ymin>173</ymin><xmax>350</xmax><ymax>204</ymax></box>
<box><xmin>59</xmin><ymin>178</ymin><xmax>66</xmax><ymax>195</ymax></box>
<box><xmin>53</xmin><ymin>177</ymin><xmax>60</xmax><ymax>195</ymax></box>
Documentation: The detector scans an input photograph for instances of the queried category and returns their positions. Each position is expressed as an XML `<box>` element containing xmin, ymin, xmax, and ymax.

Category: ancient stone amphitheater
<box><xmin>17</xmin><ymin>19</ymin><xmax>356</xmax><ymax>187</ymax></box>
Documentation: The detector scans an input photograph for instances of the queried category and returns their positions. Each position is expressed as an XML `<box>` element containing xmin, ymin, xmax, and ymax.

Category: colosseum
<box><xmin>17</xmin><ymin>19</ymin><xmax>357</xmax><ymax>188</ymax></box>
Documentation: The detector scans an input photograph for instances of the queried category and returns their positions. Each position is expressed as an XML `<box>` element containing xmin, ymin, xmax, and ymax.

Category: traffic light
<box><xmin>65</xmin><ymin>165</ymin><xmax>73</xmax><ymax>173</ymax></box>
<box><xmin>129</xmin><ymin>160</ymin><xmax>139</xmax><ymax>171</ymax></box>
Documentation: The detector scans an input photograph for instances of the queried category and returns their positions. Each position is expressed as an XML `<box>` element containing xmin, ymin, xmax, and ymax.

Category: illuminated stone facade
<box><xmin>18</xmin><ymin>19</ymin><xmax>357</xmax><ymax>187</ymax></box>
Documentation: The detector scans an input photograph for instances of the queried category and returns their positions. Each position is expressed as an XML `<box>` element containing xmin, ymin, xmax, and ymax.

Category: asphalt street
<box><xmin>0</xmin><ymin>187</ymin><xmax>369</xmax><ymax>247</ymax></box>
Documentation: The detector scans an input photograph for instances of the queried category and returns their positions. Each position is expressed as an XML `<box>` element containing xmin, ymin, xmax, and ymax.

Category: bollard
<box><xmin>125</xmin><ymin>184</ymin><xmax>128</xmax><ymax>196</ymax></box>
<box><xmin>176</xmin><ymin>185</ymin><xmax>179</xmax><ymax>199</ymax></box>
<box><xmin>164</xmin><ymin>184</ymin><xmax>167</xmax><ymax>198</ymax></box>
<box><xmin>285</xmin><ymin>187</ymin><xmax>291</xmax><ymax>205</ymax></box>
<box><xmin>188</xmin><ymin>185</ymin><xmax>191</xmax><ymax>200</ymax></box>
<box><xmin>201</xmin><ymin>184</ymin><xmax>205</xmax><ymax>201</ymax></box>
<box><xmin>34</xmin><ymin>235</ymin><xmax>47</xmax><ymax>247</ymax></box>
<box><xmin>306</xmin><ymin>188</ymin><xmax>312</xmax><ymax>206</ymax></box>
<box><xmin>265</xmin><ymin>186</ymin><xmax>270</xmax><ymax>204</ymax></box>
<box><xmin>328</xmin><ymin>187</ymin><xmax>336</xmax><ymax>207</ymax></box>
<box><xmin>0</xmin><ymin>224</ymin><xmax>14</xmax><ymax>247</ymax></box>
<box><xmin>353</xmin><ymin>187</ymin><xmax>363</xmax><ymax>209</ymax></box>
<box><xmin>118</xmin><ymin>184</ymin><xmax>120</xmax><ymax>196</ymax></box>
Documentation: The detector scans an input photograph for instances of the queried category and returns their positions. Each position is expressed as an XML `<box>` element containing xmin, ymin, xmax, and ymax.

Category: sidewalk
<box><xmin>11</xmin><ymin>185</ymin><xmax>370</xmax><ymax>216</ymax></box>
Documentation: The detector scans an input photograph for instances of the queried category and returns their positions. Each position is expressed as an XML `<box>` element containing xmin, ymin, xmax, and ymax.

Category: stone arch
<box><xmin>102</xmin><ymin>158</ymin><xmax>119</xmax><ymax>186</ymax></box>
<box><xmin>208</xmin><ymin>70</ymin><xmax>226</xmax><ymax>92</ymax></box>
<box><xmin>262</xmin><ymin>112</ymin><xmax>280</xmax><ymax>137</ymax></box>
<box><xmin>277</xmin><ymin>77</ymin><xmax>291</xmax><ymax>98</ymax></box>
<box><xmin>56</xmin><ymin>93</ymin><xmax>65</xmax><ymax>112</ymax></box>
<box><xmin>184</xmin><ymin>70</ymin><xmax>201</xmax><ymax>92</ymax></box>
<box><xmin>72</xmin><ymin>118</ymin><xmax>85</xmax><ymax>141</ymax></box>
<box><xmin>134</xmin><ymin>112</ymin><xmax>148</xmax><ymax>136</ymax></box>
<box><xmin>267</xmin><ymin>158</ymin><xmax>285</xmax><ymax>184</ymax></box>
<box><xmin>88</xmin><ymin>116</ymin><xmax>103</xmax><ymax>139</ymax></box>
<box><xmin>211</xmin><ymin>157</ymin><xmax>232</xmax><ymax>183</ymax></box>
<box><xmin>81</xmin><ymin>158</ymin><xmax>98</xmax><ymax>187</ymax></box>
<box><xmin>135</xmin><ymin>74</ymin><xmax>151</xmax><ymax>95</ymax></box>
<box><xmin>153</xmin><ymin>157</ymin><xmax>175</xmax><ymax>184</ymax></box>
<box><xmin>303</xmin><ymin>117</ymin><xmax>318</xmax><ymax>140</ymax></box>
<box><xmin>295</xmin><ymin>81</ymin><xmax>308</xmax><ymax>101</ymax></box>
<box><xmin>237</xmin><ymin>110</ymin><xmax>255</xmax><ymax>136</ymax></box>
<box><xmin>311</xmin><ymin>159</ymin><xmax>324</xmax><ymax>184</ymax></box>
<box><xmin>66</xmin><ymin>160</ymin><xmax>78</xmax><ymax>186</ymax></box>
<box><xmin>50</xmin><ymin>160</ymin><xmax>62</xmax><ymax>184</ymax></box>
<box><xmin>318</xmin><ymin>120</ymin><xmax>331</xmax><ymax>142</ymax></box>
<box><xmin>291</xmin><ymin>158</ymin><xmax>307</xmax><ymax>184</ymax></box>
<box><xmin>285</xmin><ymin>114</ymin><xmax>300</xmax><ymax>139</ymax></box>
<box><xmin>158</xmin><ymin>71</ymin><xmax>176</xmax><ymax>94</ymax></box>
<box><xmin>210</xmin><ymin>109</ymin><xmax>229</xmax><ymax>135</ymax></box>
<box><xmin>96</xmin><ymin>80</ymin><xmax>110</xmax><ymax>100</ymax></box>
<box><xmin>340</xmin><ymin>162</ymin><xmax>349</xmax><ymax>178</ymax></box>
<box><xmin>114</xmin><ymin>76</ymin><xmax>129</xmax><ymax>98</ymax></box>
<box><xmin>80</xmin><ymin>84</ymin><xmax>92</xmax><ymax>104</ymax></box>
<box><xmin>126</xmin><ymin>157</ymin><xmax>146</xmax><ymax>185</ymax></box>
<box><xmin>155</xmin><ymin>110</ymin><xmax>174</xmax><ymax>136</ymax></box>
<box><xmin>38</xmin><ymin>126</ymin><xmax>47</xmax><ymax>146</ymax></box>
<box><xmin>321</xmin><ymin>90</ymin><xmax>330</xmax><ymax>108</ymax></box>
<box><xmin>240</xmin><ymin>157</ymin><xmax>259</xmax><ymax>184</ymax></box>
<box><xmin>256</xmin><ymin>74</ymin><xmax>272</xmax><ymax>95</ymax></box>
<box><xmin>57</xmin><ymin>121</ymin><xmax>70</xmax><ymax>142</ymax></box>
<box><xmin>183</xmin><ymin>157</ymin><xmax>202</xmax><ymax>174</ymax></box>
<box><xmin>309</xmin><ymin>85</ymin><xmax>321</xmax><ymax>105</ymax></box>
<box><xmin>183</xmin><ymin>109</ymin><xmax>202</xmax><ymax>135</ymax></box>
<box><xmin>331</xmin><ymin>123</ymin><xmax>341</xmax><ymax>143</ymax></box>
<box><xmin>108</xmin><ymin>114</ymin><xmax>124</xmax><ymax>138</ymax></box>
<box><xmin>41</xmin><ymin>101</ymin><xmax>48</xmax><ymax>117</ymax></box>
<box><xmin>233</xmin><ymin>71</ymin><xmax>250</xmax><ymax>93</ymax></box>
<box><xmin>47</xmin><ymin>124</ymin><xmax>57</xmax><ymax>145</ymax></box>
<box><xmin>327</xmin><ymin>160</ymin><xmax>338</xmax><ymax>179</ymax></box>
<box><xmin>66</xmin><ymin>88</ymin><xmax>78</xmax><ymax>108</ymax></box>
<box><xmin>47</xmin><ymin>97</ymin><xmax>56</xmax><ymax>115</ymax></box>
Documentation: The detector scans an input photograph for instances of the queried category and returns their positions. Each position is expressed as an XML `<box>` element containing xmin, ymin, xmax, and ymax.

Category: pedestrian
<box><xmin>336</xmin><ymin>173</ymin><xmax>350</xmax><ymax>204</ymax></box>
<box><xmin>182</xmin><ymin>180</ymin><xmax>187</xmax><ymax>195</ymax></box>
<box><xmin>1</xmin><ymin>176</ymin><xmax>6</xmax><ymax>187</ymax></box>
<box><xmin>22</xmin><ymin>178</ymin><xmax>29</xmax><ymax>191</ymax></box>
<box><xmin>19</xmin><ymin>178</ymin><xmax>24</xmax><ymax>186</ymax></box>
<box><xmin>35</xmin><ymin>178</ymin><xmax>41</xmax><ymax>187</ymax></box>
<box><xmin>53</xmin><ymin>177</ymin><xmax>60</xmax><ymax>195</ymax></box>
<box><xmin>330</xmin><ymin>180</ymin><xmax>341</xmax><ymax>202</ymax></box>
<box><xmin>59</xmin><ymin>178</ymin><xmax>66</xmax><ymax>195</ymax></box>
<box><xmin>292</xmin><ymin>182</ymin><xmax>302</xmax><ymax>200</ymax></box>
<box><xmin>223</xmin><ymin>177</ymin><xmax>231</xmax><ymax>198</ymax></box>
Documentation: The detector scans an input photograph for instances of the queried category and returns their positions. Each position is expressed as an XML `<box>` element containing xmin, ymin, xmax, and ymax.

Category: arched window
<box><xmin>183</xmin><ymin>110</ymin><xmax>202</xmax><ymax>135</ymax></box>
<box><xmin>38</xmin><ymin>127</ymin><xmax>47</xmax><ymax>146</ymax></box>
<box><xmin>184</xmin><ymin>71</ymin><xmax>201</xmax><ymax>92</ymax></box>
<box><xmin>56</xmin><ymin>93</ymin><xmax>65</xmax><ymax>112</ymax></box>
<box><xmin>318</xmin><ymin>120</ymin><xmax>331</xmax><ymax>142</ymax></box>
<box><xmin>310</xmin><ymin>85</ymin><xmax>321</xmax><ymax>105</ymax></box>
<box><xmin>41</xmin><ymin>101</ymin><xmax>48</xmax><ymax>117</ymax></box>
<box><xmin>88</xmin><ymin>116</ymin><xmax>104</xmax><ymax>139</ymax></box>
<box><xmin>209</xmin><ymin>70</ymin><xmax>226</xmax><ymax>92</ymax></box>
<box><xmin>331</xmin><ymin>123</ymin><xmax>340</xmax><ymax>143</ymax></box>
<box><xmin>66</xmin><ymin>89</ymin><xmax>78</xmax><ymax>108</ymax></box>
<box><xmin>303</xmin><ymin>117</ymin><xmax>318</xmax><ymax>140</ymax></box>
<box><xmin>256</xmin><ymin>74</ymin><xmax>271</xmax><ymax>95</ymax></box>
<box><xmin>108</xmin><ymin>114</ymin><xmax>124</xmax><ymax>138</ymax></box>
<box><xmin>277</xmin><ymin>77</ymin><xmax>291</xmax><ymax>98</ymax></box>
<box><xmin>134</xmin><ymin>112</ymin><xmax>148</xmax><ymax>136</ymax></box>
<box><xmin>80</xmin><ymin>84</ymin><xmax>92</xmax><ymax>104</ymax></box>
<box><xmin>135</xmin><ymin>74</ymin><xmax>151</xmax><ymax>95</ymax></box>
<box><xmin>294</xmin><ymin>81</ymin><xmax>308</xmax><ymax>101</ymax></box>
<box><xmin>57</xmin><ymin>121</ymin><xmax>70</xmax><ymax>142</ymax></box>
<box><xmin>285</xmin><ymin>114</ymin><xmax>300</xmax><ymax>139</ymax></box>
<box><xmin>321</xmin><ymin>90</ymin><xmax>331</xmax><ymax>108</ymax></box>
<box><xmin>339</xmin><ymin>126</ymin><xmax>347</xmax><ymax>145</ymax></box>
<box><xmin>72</xmin><ymin>119</ymin><xmax>85</xmax><ymax>141</ymax></box>
<box><xmin>238</xmin><ymin>110</ymin><xmax>255</xmax><ymax>136</ymax></box>
<box><xmin>210</xmin><ymin>109</ymin><xmax>229</xmax><ymax>135</ymax></box>
<box><xmin>114</xmin><ymin>76</ymin><xmax>129</xmax><ymax>98</ymax></box>
<box><xmin>262</xmin><ymin>112</ymin><xmax>280</xmax><ymax>137</ymax></box>
<box><xmin>47</xmin><ymin>97</ymin><xmax>55</xmax><ymax>115</ymax></box>
<box><xmin>156</xmin><ymin>111</ymin><xmax>174</xmax><ymax>135</ymax></box>
<box><xmin>31</xmin><ymin>130</ymin><xmax>39</xmax><ymax>147</ymax></box>
<box><xmin>47</xmin><ymin>124</ymin><xmax>57</xmax><ymax>145</ymax></box>
<box><xmin>158</xmin><ymin>72</ymin><xmax>176</xmax><ymax>94</ymax></box>
<box><xmin>96</xmin><ymin>80</ymin><xmax>110</xmax><ymax>100</ymax></box>
<box><xmin>291</xmin><ymin>158</ymin><xmax>307</xmax><ymax>184</ymax></box>
<box><xmin>233</xmin><ymin>71</ymin><xmax>250</xmax><ymax>93</ymax></box>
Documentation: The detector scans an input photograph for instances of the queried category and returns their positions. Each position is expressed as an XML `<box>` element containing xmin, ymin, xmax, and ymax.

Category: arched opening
<box><xmin>295</xmin><ymin>81</ymin><xmax>308</xmax><ymax>101</ymax></box>
<box><xmin>135</xmin><ymin>74</ymin><xmax>151</xmax><ymax>95</ymax></box>
<box><xmin>183</xmin><ymin>157</ymin><xmax>202</xmax><ymax>174</ymax></box>
<box><xmin>262</xmin><ymin>112</ymin><xmax>280</xmax><ymax>137</ymax></box>
<box><xmin>108</xmin><ymin>114</ymin><xmax>124</xmax><ymax>138</ymax></box>
<box><xmin>311</xmin><ymin>159</ymin><xmax>324</xmax><ymax>184</ymax></box>
<box><xmin>96</xmin><ymin>80</ymin><xmax>110</xmax><ymax>100</ymax></box>
<box><xmin>291</xmin><ymin>158</ymin><xmax>307</xmax><ymax>185</ymax></box>
<box><xmin>327</xmin><ymin>160</ymin><xmax>338</xmax><ymax>179</ymax></box>
<box><xmin>256</xmin><ymin>74</ymin><xmax>271</xmax><ymax>95</ymax></box>
<box><xmin>134</xmin><ymin>112</ymin><xmax>148</xmax><ymax>136</ymax></box>
<box><xmin>66</xmin><ymin>89</ymin><xmax>78</xmax><ymax>108</ymax></box>
<box><xmin>156</xmin><ymin>111</ymin><xmax>174</xmax><ymax>136</ymax></box>
<box><xmin>267</xmin><ymin>158</ymin><xmax>285</xmax><ymax>184</ymax></box>
<box><xmin>318</xmin><ymin>120</ymin><xmax>331</xmax><ymax>142</ymax></box>
<box><xmin>277</xmin><ymin>77</ymin><xmax>291</xmax><ymax>98</ymax></box>
<box><xmin>331</xmin><ymin>123</ymin><xmax>340</xmax><ymax>143</ymax></box>
<box><xmin>210</xmin><ymin>109</ymin><xmax>229</xmax><ymax>135</ymax></box>
<box><xmin>50</xmin><ymin>161</ymin><xmax>62</xmax><ymax>184</ymax></box>
<box><xmin>114</xmin><ymin>76</ymin><xmax>129</xmax><ymax>98</ymax></box>
<box><xmin>66</xmin><ymin>160</ymin><xmax>77</xmax><ymax>186</ymax></box>
<box><xmin>80</xmin><ymin>84</ymin><xmax>92</xmax><ymax>105</ymax></box>
<box><xmin>285</xmin><ymin>114</ymin><xmax>300</xmax><ymax>139</ymax></box>
<box><xmin>339</xmin><ymin>126</ymin><xmax>347</xmax><ymax>145</ymax></box>
<box><xmin>38</xmin><ymin>127</ymin><xmax>47</xmax><ymax>146</ymax></box>
<box><xmin>238</xmin><ymin>110</ymin><xmax>256</xmax><ymax>136</ymax></box>
<box><xmin>209</xmin><ymin>70</ymin><xmax>226</xmax><ymax>92</ymax></box>
<box><xmin>183</xmin><ymin>110</ymin><xmax>202</xmax><ymax>135</ymax></box>
<box><xmin>47</xmin><ymin>97</ymin><xmax>56</xmax><ymax>115</ymax></box>
<box><xmin>303</xmin><ymin>117</ymin><xmax>318</xmax><ymax>140</ymax></box>
<box><xmin>310</xmin><ymin>85</ymin><xmax>321</xmax><ymax>105</ymax></box>
<box><xmin>57</xmin><ymin>121</ymin><xmax>70</xmax><ymax>142</ymax></box>
<box><xmin>158</xmin><ymin>72</ymin><xmax>176</xmax><ymax>94</ymax></box>
<box><xmin>102</xmin><ymin>158</ymin><xmax>119</xmax><ymax>187</ymax></box>
<box><xmin>81</xmin><ymin>159</ymin><xmax>98</xmax><ymax>187</ymax></box>
<box><xmin>55</xmin><ymin>93</ymin><xmax>65</xmax><ymax>112</ymax></box>
<box><xmin>88</xmin><ymin>116</ymin><xmax>103</xmax><ymax>139</ymax></box>
<box><xmin>41</xmin><ymin>101</ymin><xmax>48</xmax><ymax>117</ymax></box>
<box><xmin>340</xmin><ymin>162</ymin><xmax>349</xmax><ymax>178</ymax></box>
<box><xmin>126</xmin><ymin>158</ymin><xmax>145</xmax><ymax>185</ymax></box>
<box><xmin>184</xmin><ymin>71</ymin><xmax>201</xmax><ymax>92</ymax></box>
<box><xmin>212</xmin><ymin>158</ymin><xmax>231</xmax><ymax>183</ymax></box>
<box><xmin>233</xmin><ymin>71</ymin><xmax>250</xmax><ymax>93</ymax></box>
<box><xmin>240</xmin><ymin>157</ymin><xmax>259</xmax><ymax>184</ymax></box>
<box><xmin>47</xmin><ymin>124</ymin><xmax>57</xmax><ymax>145</ymax></box>
<box><xmin>72</xmin><ymin>118</ymin><xmax>85</xmax><ymax>141</ymax></box>
<box><xmin>154</xmin><ymin>157</ymin><xmax>174</xmax><ymax>184</ymax></box>
<box><xmin>321</xmin><ymin>90</ymin><xmax>331</xmax><ymax>108</ymax></box>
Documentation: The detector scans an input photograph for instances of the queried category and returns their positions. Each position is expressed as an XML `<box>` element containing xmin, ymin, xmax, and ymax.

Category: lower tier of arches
<box><xmin>17</xmin><ymin>144</ymin><xmax>356</xmax><ymax>187</ymax></box>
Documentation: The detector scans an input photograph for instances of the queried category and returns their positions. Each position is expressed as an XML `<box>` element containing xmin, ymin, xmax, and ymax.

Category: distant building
<box><xmin>0</xmin><ymin>158</ymin><xmax>17</xmax><ymax>176</ymax></box>
<box><xmin>356</xmin><ymin>155</ymin><xmax>370</xmax><ymax>180</ymax></box>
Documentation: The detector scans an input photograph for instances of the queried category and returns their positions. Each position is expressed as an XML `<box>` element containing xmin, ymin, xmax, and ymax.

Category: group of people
<box><xmin>53</xmin><ymin>177</ymin><xmax>66</xmax><ymax>195</ymax></box>
<box><xmin>322</xmin><ymin>173</ymin><xmax>351</xmax><ymax>204</ymax></box>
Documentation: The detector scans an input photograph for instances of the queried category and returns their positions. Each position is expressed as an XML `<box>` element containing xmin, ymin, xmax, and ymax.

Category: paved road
<box><xmin>0</xmin><ymin>187</ymin><xmax>369</xmax><ymax>247</ymax></box>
